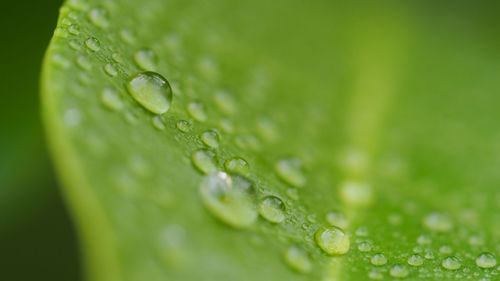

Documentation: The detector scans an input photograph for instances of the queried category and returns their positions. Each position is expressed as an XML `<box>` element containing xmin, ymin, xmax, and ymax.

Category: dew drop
<box><xmin>368</xmin><ymin>270</ymin><xmax>383</xmax><ymax>280</ymax></box>
<box><xmin>103</xmin><ymin>63</ymin><xmax>118</xmax><ymax>77</ymax></box>
<box><xmin>358</xmin><ymin>242</ymin><xmax>372</xmax><ymax>252</ymax></box>
<box><xmin>85</xmin><ymin>37</ymin><xmax>100</xmax><ymax>51</ymax></box>
<box><xmin>126</xmin><ymin>72</ymin><xmax>173</xmax><ymax>114</ymax></box>
<box><xmin>68</xmin><ymin>24</ymin><xmax>79</xmax><ymax>35</ymax></box>
<box><xmin>476</xmin><ymin>252</ymin><xmax>497</xmax><ymax>269</ymax></box>
<box><xmin>442</xmin><ymin>256</ymin><xmax>461</xmax><ymax>270</ymax></box>
<box><xmin>315</xmin><ymin>226</ymin><xmax>350</xmax><ymax>255</ymax></box>
<box><xmin>339</xmin><ymin>180</ymin><xmax>373</xmax><ymax>207</ymax></box>
<box><xmin>200</xmin><ymin>130</ymin><xmax>220</xmax><ymax>148</ymax></box>
<box><xmin>100</xmin><ymin>88</ymin><xmax>123</xmax><ymax>111</ymax></box>
<box><xmin>213</xmin><ymin>90</ymin><xmax>236</xmax><ymax>115</ymax></box>
<box><xmin>76</xmin><ymin>55</ymin><xmax>91</xmax><ymax>70</ymax></box>
<box><xmin>371</xmin><ymin>253</ymin><xmax>387</xmax><ymax>266</ymax></box>
<box><xmin>199</xmin><ymin>172</ymin><xmax>257</xmax><ymax>228</ymax></box>
<box><xmin>284</xmin><ymin>246</ymin><xmax>311</xmax><ymax>273</ymax></box>
<box><xmin>439</xmin><ymin>245</ymin><xmax>452</xmax><ymax>255</ymax></box>
<box><xmin>258</xmin><ymin>196</ymin><xmax>285</xmax><ymax>223</ymax></box>
<box><xmin>191</xmin><ymin>149</ymin><xmax>216</xmax><ymax>174</ymax></box>
<box><xmin>235</xmin><ymin>135</ymin><xmax>261</xmax><ymax>151</ymax></box>
<box><xmin>88</xmin><ymin>7</ymin><xmax>109</xmax><ymax>28</ymax></box>
<box><xmin>187</xmin><ymin>102</ymin><xmax>207</xmax><ymax>122</ymax></box>
<box><xmin>152</xmin><ymin>115</ymin><xmax>166</xmax><ymax>130</ymax></box>
<box><xmin>112</xmin><ymin>53</ymin><xmax>123</xmax><ymax>63</ymax></box>
<box><xmin>423</xmin><ymin>212</ymin><xmax>453</xmax><ymax>232</ymax></box>
<box><xmin>134</xmin><ymin>48</ymin><xmax>157</xmax><ymax>70</ymax></box>
<box><xmin>274</xmin><ymin>157</ymin><xmax>306</xmax><ymax>187</ymax></box>
<box><xmin>417</xmin><ymin>234</ymin><xmax>431</xmax><ymax>245</ymax></box>
<box><xmin>218</xmin><ymin>118</ymin><xmax>234</xmax><ymax>133</ymax></box>
<box><xmin>389</xmin><ymin>265</ymin><xmax>409</xmax><ymax>278</ymax></box>
<box><xmin>176</xmin><ymin>120</ymin><xmax>192</xmax><ymax>133</ymax></box>
<box><xmin>119</xmin><ymin>28</ymin><xmax>136</xmax><ymax>44</ymax></box>
<box><xmin>326</xmin><ymin>211</ymin><xmax>349</xmax><ymax>229</ymax></box>
<box><xmin>408</xmin><ymin>254</ymin><xmax>424</xmax><ymax>266</ymax></box>
<box><xmin>68</xmin><ymin>39</ymin><xmax>80</xmax><ymax>50</ymax></box>
<box><xmin>224</xmin><ymin>157</ymin><xmax>249</xmax><ymax>176</ymax></box>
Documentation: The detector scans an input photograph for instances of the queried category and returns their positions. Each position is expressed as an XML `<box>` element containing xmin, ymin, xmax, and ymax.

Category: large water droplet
<box><xmin>191</xmin><ymin>149</ymin><xmax>217</xmax><ymax>174</ymax></box>
<box><xmin>88</xmin><ymin>7</ymin><xmax>109</xmax><ymax>28</ymax></box>
<box><xmin>258</xmin><ymin>196</ymin><xmax>285</xmax><ymax>223</ymax></box>
<box><xmin>100</xmin><ymin>88</ymin><xmax>123</xmax><ymax>111</ymax></box>
<box><xmin>187</xmin><ymin>102</ymin><xmax>207</xmax><ymax>122</ymax></box>
<box><xmin>423</xmin><ymin>212</ymin><xmax>453</xmax><ymax>232</ymax></box>
<box><xmin>199</xmin><ymin>172</ymin><xmax>257</xmax><ymax>228</ymax></box>
<box><xmin>134</xmin><ymin>48</ymin><xmax>157</xmax><ymax>70</ymax></box>
<box><xmin>284</xmin><ymin>246</ymin><xmax>311</xmax><ymax>273</ymax></box>
<box><xmin>274</xmin><ymin>157</ymin><xmax>306</xmax><ymax>187</ymax></box>
<box><xmin>315</xmin><ymin>226</ymin><xmax>350</xmax><ymax>255</ymax></box>
<box><xmin>126</xmin><ymin>72</ymin><xmax>172</xmax><ymax>114</ymax></box>
<box><xmin>389</xmin><ymin>265</ymin><xmax>409</xmax><ymax>278</ymax></box>
<box><xmin>371</xmin><ymin>253</ymin><xmax>387</xmax><ymax>266</ymax></box>
<box><xmin>200</xmin><ymin>130</ymin><xmax>220</xmax><ymax>148</ymax></box>
<box><xmin>408</xmin><ymin>254</ymin><xmax>424</xmax><ymax>266</ymax></box>
<box><xmin>224</xmin><ymin>157</ymin><xmax>249</xmax><ymax>176</ymax></box>
<box><xmin>476</xmin><ymin>252</ymin><xmax>497</xmax><ymax>269</ymax></box>
<box><xmin>442</xmin><ymin>256</ymin><xmax>461</xmax><ymax>270</ymax></box>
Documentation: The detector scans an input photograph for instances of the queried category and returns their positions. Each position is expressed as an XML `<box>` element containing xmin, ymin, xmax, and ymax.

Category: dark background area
<box><xmin>0</xmin><ymin>1</ymin><xmax>81</xmax><ymax>280</ymax></box>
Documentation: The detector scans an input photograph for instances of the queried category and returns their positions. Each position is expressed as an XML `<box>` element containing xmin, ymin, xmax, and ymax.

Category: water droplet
<box><xmin>176</xmin><ymin>120</ymin><xmax>192</xmax><ymax>133</ymax></box>
<box><xmin>326</xmin><ymin>211</ymin><xmax>349</xmax><ymax>229</ymax></box>
<box><xmin>417</xmin><ymin>235</ymin><xmax>431</xmax><ymax>245</ymax></box>
<box><xmin>389</xmin><ymin>265</ymin><xmax>409</xmax><ymax>278</ymax></box>
<box><xmin>52</xmin><ymin>53</ymin><xmax>70</xmax><ymax>68</ymax></box>
<box><xmin>358</xmin><ymin>242</ymin><xmax>372</xmax><ymax>252</ymax></box>
<box><xmin>371</xmin><ymin>253</ymin><xmax>387</xmax><ymax>266</ymax></box>
<box><xmin>408</xmin><ymin>254</ymin><xmax>424</xmax><ymax>266</ymax></box>
<box><xmin>442</xmin><ymin>256</ymin><xmax>461</xmax><ymax>270</ymax></box>
<box><xmin>103</xmin><ymin>63</ymin><xmax>118</xmax><ymax>77</ymax></box>
<box><xmin>76</xmin><ymin>55</ymin><xmax>91</xmax><ymax>70</ymax></box>
<box><xmin>126</xmin><ymin>72</ymin><xmax>173</xmax><ymax>114</ymax></box>
<box><xmin>152</xmin><ymin>116</ymin><xmax>166</xmax><ymax>130</ymax></box>
<box><xmin>54</xmin><ymin>27</ymin><xmax>68</xmax><ymax>38</ymax></box>
<box><xmin>315</xmin><ymin>226</ymin><xmax>350</xmax><ymax>255</ymax></box>
<box><xmin>68</xmin><ymin>24</ymin><xmax>79</xmax><ymax>35</ymax></box>
<box><xmin>119</xmin><ymin>28</ymin><xmax>135</xmax><ymax>44</ymax></box>
<box><xmin>274</xmin><ymin>157</ymin><xmax>306</xmax><ymax>187</ymax></box>
<box><xmin>355</xmin><ymin>226</ymin><xmax>369</xmax><ymax>237</ymax></box>
<box><xmin>191</xmin><ymin>149</ymin><xmax>216</xmax><ymax>174</ymax></box>
<box><xmin>218</xmin><ymin>118</ymin><xmax>234</xmax><ymax>133</ymax></box>
<box><xmin>100</xmin><ymin>88</ymin><xmax>123</xmax><ymax>111</ymax></box>
<box><xmin>476</xmin><ymin>252</ymin><xmax>497</xmax><ymax>269</ymax></box>
<box><xmin>199</xmin><ymin>172</ymin><xmax>257</xmax><ymax>228</ymax></box>
<box><xmin>64</xmin><ymin>108</ymin><xmax>82</xmax><ymax>127</ymax></box>
<box><xmin>134</xmin><ymin>48</ymin><xmax>157</xmax><ymax>70</ymax></box>
<box><xmin>200</xmin><ymin>130</ymin><xmax>220</xmax><ymax>148</ymax></box>
<box><xmin>213</xmin><ymin>90</ymin><xmax>236</xmax><ymax>115</ymax></box>
<box><xmin>85</xmin><ymin>37</ymin><xmax>100</xmax><ymax>51</ymax></box>
<box><xmin>187</xmin><ymin>102</ymin><xmax>207</xmax><ymax>122</ymax></box>
<box><xmin>423</xmin><ymin>212</ymin><xmax>453</xmax><ymax>232</ymax></box>
<box><xmin>235</xmin><ymin>135</ymin><xmax>261</xmax><ymax>151</ymax></box>
<box><xmin>258</xmin><ymin>196</ymin><xmax>285</xmax><ymax>223</ymax></box>
<box><xmin>339</xmin><ymin>180</ymin><xmax>373</xmax><ymax>207</ymax></box>
<box><xmin>368</xmin><ymin>270</ymin><xmax>383</xmax><ymax>280</ymax></box>
<box><xmin>286</xmin><ymin>188</ymin><xmax>299</xmax><ymax>200</ymax></box>
<box><xmin>284</xmin><ymin>246</ymin><xmax>311</xmax><ymax>273</ymax></box>
<box><xmin>68</xmin><ymin>39</ymin><xmax>80</xmax><ymax>50</ymax></box>
<box><xmin>112</xmin><ymin>53</ymin><xmax>123</xmax><ymax>63</ymax></box>
<box><xmin>439</xmin><ymin>245</ymin><xmax>452</xmax><ymax>255</ymax></box>
<box><xmin>88</xmin><ymin>7</ymin><xmax>109</xmax><ymax>28</ymax></box>
<box><xmin>224</xmin><ymin>157</ymin><xmax>249</xmax><ymax>176</ymax></box>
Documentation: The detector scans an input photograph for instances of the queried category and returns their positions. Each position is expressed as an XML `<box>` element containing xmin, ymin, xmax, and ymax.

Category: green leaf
<box><xmin>42</xmin><ymin>0</ymin><xmax>500</xmax><ymax>280</ymax></box>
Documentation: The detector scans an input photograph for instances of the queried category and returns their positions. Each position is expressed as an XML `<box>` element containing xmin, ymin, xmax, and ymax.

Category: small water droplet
<box><xmin>112</xmin><ymin>53</ymin><xmax>123</xmax><ymax>63</ymax></box>
<box><xmin>355</xmin><ymin>226</ymin><xmax>369</xmax><ymax>237</ymax></box>
<box><xmin>68</xmin><ymin>39</ymin><xmax>80</xmax><ymax>50</ymax></box>
<box><xmin>442</xmin><ymin>256</ymin><xmax>461</xmax><ymax>270</ymax></box>
<box><xmin>176</xmin><ymin>120</ymin><xmax>192</xmax><ymax>133</ymax></box>
<box><xmin>371</xmin><ymin>253</ymin><xmax>387</xmax><ymax>266</ymax></box>
<box><xmin>389</xmin><ymin>265</ymin><xmax>409</xmax><ymax>278</ymax></box>
<box><xmin>119</xmin><ymin>28</ymin><xmax>135</xmax><ymax>44</ymax></box>
<box><xmin>315</xmin><ymin>226</ymin><xmax>350</xmax><ymax>255</ymax></box>
<box><xmin>213</xmin><ymin>90</ymin><xmax>236</xmax><ymax>115</ymax></box>
<box><xmin>476</xmin><ymin>252</ymin><xmax>497</xmax><ymax>269</ymax></box>
<box><xmin>408</xmin><ymin>254</ymin><xmax>424</xmax><ymax>266</ymax></box>
<box><xmin>52</xmin><ymin>53</ymin><xmax>70</xmax><ymax>68</ymax></box>
<box><xmin>134</xmin><ymin>48</ymin><xmax>157</xmax><ymax>70</ymax></box>
<box><xmin>152</xmin><ymin>115</ymin><xmax>166</xmax><ymax>130</ymax></box>
<box><xmin>126</xmin><ymin>71</ymin><xmax>173</xmax><ymax>114</ymax></box>
<box><xmin>258</xmin><ymin>196</ymin><xmax>285</xmax><ymax>223</ymax></box>
<box><xmin>368</xmin><ymin>270</ymin><xmax>383</xmax><ymax>280</ymax></box>
<box><xmin>286</xmin><ymin>188</ymin><xmax>299</xmax><ymax>200</ymax></box>
<box><xmin>218</xmin><ymin>118</ymin><xmax>234</xmax><ymax>133</ymax></box>
<box><xmin>200</xmin><ymin>130</ymin><xmax>220</xmax><ymax>148</ymax></box>
<box><xmin>100</xmin><ymin>88</ymin><xmax>123</xmax><ymax>111</ymax></box>
<box><xmin>274</xmin><ymin>157</ymin><xmax>306</xmax><ymax>187</ymax></box>
<box><xmin>358</xmin><ymin>242</ymin><xmax>372</xmax><ymax>252</ymax></box>
<box><xmin>439</xmin><ymin>245</ymin><xmax>452</xmax><ymax>255</ymax></box>
<box><xmin>199</xmin><ymin>172</ymin><xmax>257</xmax><ymax>228</ymax></box>
<box><xmin>191</xmin><ymin>149</ymin><xmax>217</xmax><ymax>174</ymax></box>
<box><xmin>103</xmin><ymin>63</ymin><xmax>118</xmax><ymax>77</ymax></box>
<box><xmin>187</xmin><ymin>101</ymin><xmax>207</xmax><ymax>122</ymax></box>
<box><xmin>326</xmin><ymin>211</ymin><xmax>349</xmax><ymax>229</ymax></box>
<box><xmin>235</xmin><ymin>135</ymin><xmax>261</xmax><ymax>151</ymax></box>
<box><xmin>76</xmin><ymin>55</ymin><xmax>91</xmax><ymax>70</ymax></box>
<box><xmin>85</xmin><ymin>37</ymin><xmax>100</xmax><ymax>51</ymax></box>
<box><xmin>417</xmin><ymin>235</ymin><xmax>431</xmax><ymax>245</ymax></box>
<box><xmin>339</xmin><ymin>180</ymin><xmax>373</xmax><ymax>207</ymax></box>
<box><xmin>423</xmin><ymin>212</ymin><xmax>453</xmax><ymax>232</ymax></box>
<box><xmin>224</xmin><ymin>157</ymin><xmax>249</xmax><ymax>176</ymax></box>
<box><xmin>284</xmin><ymin>246</ymin><xmax>311</xmax><ymax>273</ymax></box>
<box><xmin>88</xmin><ymin>7</ymin><xmax>109</xmax><ymax>28</ymax></box>
<box><xmin>68</xmin><ymin>24</ymin><xmax>79</xmax><ymax>35</ymax></box>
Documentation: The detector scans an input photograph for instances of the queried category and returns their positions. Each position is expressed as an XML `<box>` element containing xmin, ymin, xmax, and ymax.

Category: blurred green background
<box><xmin>0</xmin><ymin>1</ymin><xmax>81</xmax><ymax>280</ymax></box>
